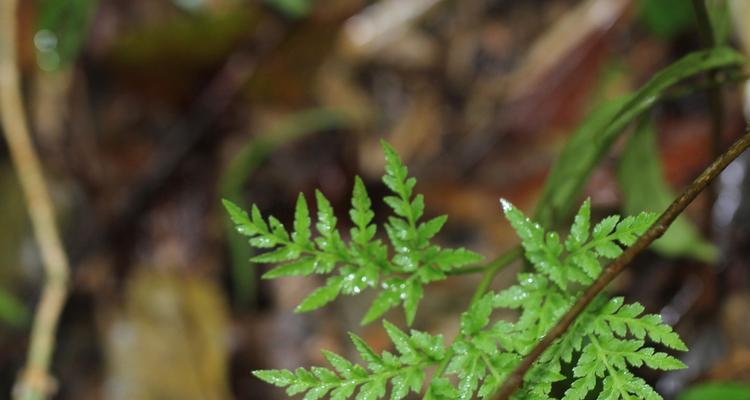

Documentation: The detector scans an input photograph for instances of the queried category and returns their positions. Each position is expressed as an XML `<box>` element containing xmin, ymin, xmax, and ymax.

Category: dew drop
<box><xmin>499</xmin><ymin>198</ymin><xmax>512</xmax><ymax>212</ymax></box>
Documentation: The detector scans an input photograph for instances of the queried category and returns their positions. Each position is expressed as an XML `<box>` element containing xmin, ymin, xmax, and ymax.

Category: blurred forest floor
<box><xmin>1</xmin><ymin>0</ymin><xmax>750</xmax><ymax>399</ymax></box>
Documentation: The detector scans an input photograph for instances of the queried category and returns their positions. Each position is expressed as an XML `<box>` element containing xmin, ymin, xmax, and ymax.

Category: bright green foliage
<box><xmin>503</xmin><ymin>198</ymin><xmax>657</xmax><ymax>290</ymax></box>
<box><xmin>558</xmin><ymin>296</ymin><xmax>687</xmax><ymax>400</ymax></box>
<box><xmin>223</xmin><ymin>140</ymin><xmax>482</xmax><ymax>326</ymax></box>
<box><xmin>235</xmin><ymin>145</ymin><xmax>690</xmax><ymax>400</ymax></box>
<box><xmin>424</xmin><ymin>378</ymin><xmax>459</xmax><ymax>400</ymax></box>
<box><xmin>490</xmin><ymin>200</ymin><xmax>686</xmax><ymax>400</ymax></box>
<box><xmin>411</xmin><ymin>200</ymin><xmax>684</xmax><ymax>399</ymax></box>
<box><xmin>445</xmin><ymin>294</ymin><xmax>522</xmax><ymax>399</ymax></box>
<box><xmin>253</xmin><ymin>320</ymin><xmax>447</xmax><ymax>400</ymax></box>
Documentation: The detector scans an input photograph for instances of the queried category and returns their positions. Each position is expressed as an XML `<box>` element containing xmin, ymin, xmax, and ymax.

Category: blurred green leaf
<box><xmin>264</xmin><ymin>0</ymin><xmax>312</xmax><ymax>19</ymax></box>
<box><xmin>534</xmin><ymin>97</ymin><xmax>626</xmax><ymax>228</ymax></box>
<box><xmin>35</xmin><ymin>0</ymin><xmax>98</xmax><ymax>70</ymax></box>
<box><xmin>0</xmin><ymin>290</ymin><xmax>28</xmax><ymax>328</ymax></box>
<box><xmin>617</xmin><ymin>117</ymin><xmax>718</xmax><ymax>262</ymax></box>
<box><xmin>679</xmin><ymin>382</ymin><xmax>750</xmax><ymax>400</ymax></box>
<box><xmin>534</xmin><ymin>47</ymin><xmax>746</xmax><ymax>228</ymax></box>
<box><xmin>707</xmin><ymin>0</ymin><xmax>733</xmax><ymax>45</ymax></box>
<box><xmin>109</xmin><ymin>9</ymin><xmax>257</xmax><ymax>75</ymax></box>
<box><xmin>639</xmin><ymin>0</ymin><xmax>694</xmax><ymax>38</ymax></box>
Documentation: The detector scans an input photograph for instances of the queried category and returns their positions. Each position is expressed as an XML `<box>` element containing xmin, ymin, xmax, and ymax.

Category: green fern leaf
<box><xmin>425</xmin><ymin>378</ymin><xmax>459</xmax><ymax>400</ymax></box>
<box><xmin>402</xmin><ymin>281</ymin><xmax>423</xmax><ymax>326</ymax></box>
<box><xmin>262</xmin><ymin>256</ymin><xmax>316</xmax><ymax>279</ymax></box>
<box><xmin>251</xmin><ymin>246</ymin><xmax>299</xmax><ymax>263</ymax></box>
<box><xmin>295</xmin><ymin>276</ymin><xmax>344</xmax><ymax>312</ymax></box>
<box><xmin>224</xmin><ymin>142</ymin><xmax>483</xmax><ymax>326</ymax></box>
<box><xmin>221</xmin><ymin>199</ymin><xmax>256</xmax><ymax>236</ymax></box>
<box><xmin>361</xmin><ymin>285</ymin><xmax>401</xmax><ymax>325</ymax></box>
<box><xmin>598</xmin><ymin>297</ymin><xmax>687</xmax><ymax>351</ymax></box>
<box><xmin>489</xmin><ymin>200</ymin><xmax>686</xmax><ymax>400</ymax></box>
<box><xmin>592</xmin><ymin>215</ymin><xmax>620</xmax><ymax>240</ymax></box>
<box><xmin>418</xmin><ymin>215</ymin><xmax>448</xmax><ymax>243</ymax></box>
<box><xmin>565</xmin><ymin>198</ymin><xmax>591</xmax><ymax>250</ymax></box>
<box><xmin>350</xmin><ymin>176</ymin><xmax>376</xmax><ymax>245</ymax></box>
<box><xmin>293</xmin><ymin>194</ymin><xmax>312</xmax><ymax>246</ymax></box>
<box><xmin>253</xmin><ymin>320</ymin><xmax>444</xmax><ymax>399</ymax></box>
<box><xmin>315</xmin><ymin>190</ymin><xmax>337</xmax><ymax>238</ymax></box>
<box><xmin>430</xmin><ymin>248</ymin><xmax>484</xmax><ymax>270</ymax></box>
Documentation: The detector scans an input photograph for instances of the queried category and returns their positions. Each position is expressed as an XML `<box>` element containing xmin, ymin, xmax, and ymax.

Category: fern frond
<box><xmin>417</xmin><ymin>200</ymin><xmax>686</xmax><ymax>400</ymax></box>
<box><xmin>253</xmin><ymin>320</ymin><xmax>446</xmax><ymax>400</ymax></box>
<box><xmin>562</xmin><ymin>334</ymin><xmax>684</xmax><ymax>400</ymax></box>
<box><xmin>492</xmin><ymin>199</ymin><xmax>686</xmax><ymax>400</ymax></box>
<box><xmin>237</xmin><ymin>142</ymin><xmax>691</xmax><ymax>400</ymax></box>
<box><xmin>223</xmin><ymin>141</ymin><xmax>482</xmax><ymax>326</ymax></box>
<box><xmin>421</xmin><ymin>294</ymin><xmax>516</xmax><ymax>400</ymax></box>
<box><xmin>596</xmin><ymin>296</ymin><xmax>688</xmax><ymax>351</ymax></box>
<box><xmin>500</xmin><ymin>198</ymin><xmax>657</xmax><ymax>289</ymax></box>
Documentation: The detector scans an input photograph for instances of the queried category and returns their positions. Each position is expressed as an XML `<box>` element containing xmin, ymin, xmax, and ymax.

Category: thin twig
<box><xmin>0</xmin><ymin>1</ymin><xmax>70</xmax><ymax>399</ymax></box>
<box><xmin>469</xmin><ymin>246</ymin><xmax>522</xmax><ymax>304</ymax></box>
<box><xmin>447</xmin><ymin>246</ymin><xmax>522</xmax><ymax>276</ymax></box>
<box><xmin>494</xmin><ymin>128</ymin><xmax>750</xmax><ymax>400</ymax></box>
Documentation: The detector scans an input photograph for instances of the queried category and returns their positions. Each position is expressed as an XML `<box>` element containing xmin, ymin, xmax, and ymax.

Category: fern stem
<box><xmin>431</xmin><ymin>348</ymin><xmax>453</xmax><ymax>380</ymax></box>
<box><xmin>446</xmin><ymin>265</ymin><xmax>486</xmax><ymax>275</ymax></box>
<box><xmin>448</xmin><ymin>247</ymin><xmax>521</xmax><ymax>276</ymax></box>
<box><xmin>588</xmin><ymin>334</ymin><xmax>634</xmax><ymax>400</ymax></box>
<box><xmin>470</xmin><ymin>247</ymin><xmax>522</xmax><ymax>305</ymax></box>
<box><xmin>429</xmin><ymin>246</ymin><xmax>522</xmax><ymax>383</ymax></box>
<box><xmin>482</xmin><ymin>354</ymin><xmax>502</xmax><ymax>382</ymax></box>
<box><xmin>494</xmin><ymin>127</ymin><xmax>750</xmax><ymax>400</ymax></box>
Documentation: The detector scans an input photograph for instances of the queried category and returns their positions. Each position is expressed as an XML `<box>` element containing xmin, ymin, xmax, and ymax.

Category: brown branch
<box><xmin>0</xmin><ymin>1</ymin><xmax>70</xmax><ymax>399</ymax></box>
<box><xmin>494</xmin><ymin>127</ymin><xmax>750</xmax><ymax>400</ymax></box>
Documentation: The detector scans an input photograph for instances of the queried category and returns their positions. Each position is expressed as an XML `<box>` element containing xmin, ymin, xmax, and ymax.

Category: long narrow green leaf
<box><xmin>617</xmin><ymin>117</ymin><xmax>718</xmax><ymax>262</ymax></box>
<box><xmin>533</xmin><ymin>95</ymin><xmax>627</xmax><ymax>228</ymax></box>
<box><xmin>534</xmin><ymin>47</ymin><xmax>746</xmax><ymax>228</ymax></box>
<box><xmin>679</xmin><ymin>382</ymin><xmax>750</xmax><ymax>400</ymax></box>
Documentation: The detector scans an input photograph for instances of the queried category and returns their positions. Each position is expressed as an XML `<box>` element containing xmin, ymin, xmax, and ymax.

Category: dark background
<box><xmin>1</xmin><ymin>0</ymin><xmax>749</xmax><ymax>398</ymax></box>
